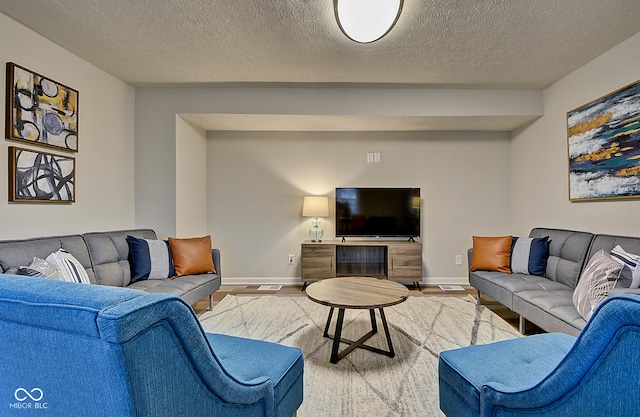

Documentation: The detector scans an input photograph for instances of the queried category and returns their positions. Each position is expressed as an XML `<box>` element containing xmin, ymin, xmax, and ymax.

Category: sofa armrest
<box><xmin>212</xmin><ymin>248</ymin><xmax>221</xmax><ymax>278</ymax></box>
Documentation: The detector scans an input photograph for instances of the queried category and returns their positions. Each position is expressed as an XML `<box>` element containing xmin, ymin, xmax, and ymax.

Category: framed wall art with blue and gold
<box><xmin>567</xmin><ymin>79</ymin><xmax>640</xmax><ymax>201</ymax></box>
<box><xmin>5</xmin><ymin>62</ymin><xmax>78</xmax><ymax>152</ymax></box>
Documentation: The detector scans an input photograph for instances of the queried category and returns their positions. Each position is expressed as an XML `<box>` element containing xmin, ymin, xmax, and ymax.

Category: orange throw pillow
<box><xmin>168</xmin><ymin>236</ymin><xmax>216</xmax><ymax>277</ymax></box>
<box><xmin>470</xmin><ymin>235</ymin><xmax>513</xmax><ymax>273</ymax></box>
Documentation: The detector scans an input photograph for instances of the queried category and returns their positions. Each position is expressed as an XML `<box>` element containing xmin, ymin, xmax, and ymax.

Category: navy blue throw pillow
<box><xmin>510</xmin><ymin>236</ymin><xmax>549</xmax><ymax>276</ymax></box>
<box><xmin>126</xmin><ymin>235</ymin><xmax>175</xmax><ymax>282</ymax></box>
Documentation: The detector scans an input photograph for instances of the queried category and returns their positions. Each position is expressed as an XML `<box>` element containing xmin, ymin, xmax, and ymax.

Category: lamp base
<box><xmin>309</xmin><ymin>218</ymin><xmax>324</xmax><ymax>242</ymax></box>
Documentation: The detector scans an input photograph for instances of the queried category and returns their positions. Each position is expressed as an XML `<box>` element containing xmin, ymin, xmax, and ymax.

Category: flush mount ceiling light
<box><xmin>334</xmin><ymin>0</ymin><xmax>403</xmax><ymax>43</ymax></box>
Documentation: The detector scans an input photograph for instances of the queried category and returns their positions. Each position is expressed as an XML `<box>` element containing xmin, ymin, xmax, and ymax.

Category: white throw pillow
<box><xmin>45</xmin><ymin>249</ymin><xmax>91</xmax><ymax>284</ymax></box>
<box><xmin>573</xmin><ymin>249</ymin><xmax>623</xmax><ymax>321</ymax></box>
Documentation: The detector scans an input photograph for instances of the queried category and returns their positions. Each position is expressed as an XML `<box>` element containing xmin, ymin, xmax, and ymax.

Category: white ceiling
<box><xmin>2</xmin><ymin>0</ymin><xmax>639</xmax><ymax>131</ymax></box>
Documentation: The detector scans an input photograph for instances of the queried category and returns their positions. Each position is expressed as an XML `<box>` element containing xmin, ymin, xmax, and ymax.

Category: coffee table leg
<box><xmin>379</xmin><ymin>308</ymin><xmax>395</xmax><ymax>358</ymax></box>
<box><xmin>323</xmin><ymin>307</ymin><xmax>397</xmax><ymax>363</ymax></box>
<box><xmin>323</xmin><ymin>307</ymin><xmax>335</xmax><ymax>338</ymax></box>
<box><xmin>369</xmin><ymin>308</ymin><xmax>378</xmax><ymax>333</ymax></box>
<box><xmin>330</xmin><ymin>308</ymin><xmax>346</xmax><ymax>363</ymax></box>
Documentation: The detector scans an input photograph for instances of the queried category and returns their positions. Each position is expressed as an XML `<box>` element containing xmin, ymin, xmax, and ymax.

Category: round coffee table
<box><xmin>305</xmin><ymin>276</ymin><xmax>409</xmax><ymax>364</ymax></box>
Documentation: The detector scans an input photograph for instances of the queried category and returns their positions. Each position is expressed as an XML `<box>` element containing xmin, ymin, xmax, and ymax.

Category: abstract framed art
<box><xmin>8</xmin><ymin>146</ymin><xmax>75</xmax><ymax>203</ymax></box>
<box><xmin>5</xmin><ymin>62</ymin><xmax>78</xmax><ymax>152</ymax></box>
<box><xmin>567</xmin><ymin>79</ymin><xmax>640</xmax><ymax>201</ymax></box>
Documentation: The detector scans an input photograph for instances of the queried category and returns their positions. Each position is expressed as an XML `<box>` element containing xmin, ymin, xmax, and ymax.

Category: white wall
<box><xmin>207</xmin><ymin>131</ymin><xmax>511</xmax><ymax>284</ymax></box>
<box><xmin>0</xmin><ymin>12</ymin><xmax>136</xmax><ymax>239</ymax></box>
<box><xmin>176</xmin><ymin>116</ymin><xmax>208</xmax><ymax>237</ymax></box>
<box><xmin>511</xmin><ymin>33</ymin><xmax>640</xmax><ymax>237</ymax></box>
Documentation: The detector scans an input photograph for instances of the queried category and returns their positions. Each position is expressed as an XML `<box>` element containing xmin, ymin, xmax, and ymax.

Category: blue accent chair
<box><xmin>0</xmin><ymin>275</ymin><xmax>303</xmax><ymax>417</ymax></box>
<box><xmin>439</xmin><ymin>294</ymin><xmax>640</xmax><ymax>416</ymax></box>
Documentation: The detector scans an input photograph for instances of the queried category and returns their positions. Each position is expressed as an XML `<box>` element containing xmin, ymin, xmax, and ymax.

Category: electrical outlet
<box><xmin>288</xmin><ymin>254</ymin><xmax>296</xmax><ymax>265</ymax></box>
<box><xmin>367</xmin><ymin>152</ymin><xmax>374</xmax><ymax>163</ymax></box>
<box><xmin>455</xmin><ymin>255</ymin><xmax>463</xmax><ymax>265</ymax></box>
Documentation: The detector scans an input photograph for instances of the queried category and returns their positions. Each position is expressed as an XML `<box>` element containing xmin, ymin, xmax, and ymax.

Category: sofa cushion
<box><xmin>0</xmin><ymin>235</ymin><xmax>95</xmax><ymax>283</ymax></box>
<box><xmin>573</xmin><ymin>250</ymin><xmax>623</xmax><ymax>320</ymax></box>
<box><xmin>470</xmin><ymin>236</ymin><xmax>512</xmax><ymax>273</ymax></box>
<box><xmin>83</xmin><ymin>229</ymin><xmax>157</xmax><ymax>287</ymax></box>
<box><xmin>529</xmin><ymin>228</ymin><xmax>594</xmax><ymax>289</ymax></box>
<box><xmin>126</xmin><ymin>236</ymin><xmax>175</xmax><ymax>282</ymax></box>
<box><xmin>511</xmin><ymin>236</ymin><xmax>549</xmax><ymax>276</ymax></box>
<box><xmin>513</xmin><ymin>288</ymin><xmax>586</xmax><ymax>335</ymax></box>
<box><xmin>168</xmin><ymin>236</ymin><xmax>216</xmax><ymax>277</ymax></box>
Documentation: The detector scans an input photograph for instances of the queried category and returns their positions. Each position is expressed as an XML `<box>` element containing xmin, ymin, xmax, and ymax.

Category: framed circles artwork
<box><xmin>8</xmin><ymin>146</ymin><xmax>75</xmax><ymax>203</ymax></box>
<box><xmin>5</xmin><ymin>62</ymin><xmax>78</xmax><ymax>152</ymax></box>
<box><xmin>567</xmin><ymin>79</ymin><xmax>640</xmax><ymax>201</ymax></box>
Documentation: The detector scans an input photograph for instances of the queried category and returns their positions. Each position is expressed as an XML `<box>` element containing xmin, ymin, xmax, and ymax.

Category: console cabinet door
<box><xmin>301</xmin><ymin>244</ymin><xmax>336</xmax><ymax>282</ymax></box>
<box><xmin>388</xmin><ymin>244</ymin><xmax>422</xmax><ymax>281</ymax></box>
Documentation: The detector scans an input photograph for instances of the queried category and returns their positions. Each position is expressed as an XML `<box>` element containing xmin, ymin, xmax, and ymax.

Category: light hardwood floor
<box><xmin>192</xmin><ymin>284</ymin><xmax>543</xmax><ymax>335</ymax></box>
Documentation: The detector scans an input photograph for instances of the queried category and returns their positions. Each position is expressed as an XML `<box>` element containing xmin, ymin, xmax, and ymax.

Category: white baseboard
<box><xmin>222</xmin><ymin>277</ymin><xmax>300</xmax><ymax>286</ymax></box>
<box><xmin>221</xmin><ymin>276</ymin><xmax>470</xmax><ymax>286</ymax></box>
<box><xmin>424</xmin><ymin>277</ymin><xmax>470</xmax><ymax>286</ymax></box>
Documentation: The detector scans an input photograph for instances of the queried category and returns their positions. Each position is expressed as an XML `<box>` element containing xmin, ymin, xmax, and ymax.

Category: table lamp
<box><xmin>302</xmin><ymin>196</ymin><xmax>329</xmax><ymax>242</ymax></box>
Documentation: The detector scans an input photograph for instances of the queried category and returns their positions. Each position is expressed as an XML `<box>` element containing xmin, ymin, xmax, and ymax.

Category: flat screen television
<box><xmin>335</xmin><ymin>187</ymin><xmax>420</xmax><ymax>238</ymax></box>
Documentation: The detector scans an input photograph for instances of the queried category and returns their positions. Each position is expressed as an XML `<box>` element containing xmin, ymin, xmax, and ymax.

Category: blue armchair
<box><xmin>0</xmin><ymin>275</ymin><xmax>303</xmax><ymax>417</ymax></box>
<box><xmin>439</xmin><ymin>294</ymin><xmax>640</xmax><ymax>416</ymax></box>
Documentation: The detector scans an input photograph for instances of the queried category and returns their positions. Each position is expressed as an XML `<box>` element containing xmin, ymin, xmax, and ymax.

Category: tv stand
<box><xmin>340</xmin><ymin>236</ymin><xmax>416</xmax><ymax>243</ymax></box>
<box><xmin>301</xmin><ymin>240</ymin><xmax>422</xmax><ymax>290</ymax></box>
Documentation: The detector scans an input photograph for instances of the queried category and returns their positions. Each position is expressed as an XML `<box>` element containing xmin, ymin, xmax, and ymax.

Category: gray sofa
<box><xmin>469</xmin><ymin>227</ymin><xmax>640</xmax><ymax>336</ymax></box>
<box><xmin>0</xmin><ymin>229</ymin><xmax>221</xmax><ymax>309</ymax></box>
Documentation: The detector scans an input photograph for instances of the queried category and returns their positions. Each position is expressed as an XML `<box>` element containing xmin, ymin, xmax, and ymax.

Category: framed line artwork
<box><xmin>5</xmin><ymin>62</ymin><xmax>79</xmax><ymax>152</ymax></box>
<box><xmin>8</xmin><ymin>146</ymin><xmax>75</xmax><ymax>203</ymax></box>
<box><xmin>567</xmin><ymin>79</ymin><xmax>640</xmax><ymax>201</ymax></box>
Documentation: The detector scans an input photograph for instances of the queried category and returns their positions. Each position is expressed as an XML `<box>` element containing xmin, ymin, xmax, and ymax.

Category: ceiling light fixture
<box><xmin>334</xmin><ymin>0</ymin><xmax>403</xmax><ymax>43</ymax></box>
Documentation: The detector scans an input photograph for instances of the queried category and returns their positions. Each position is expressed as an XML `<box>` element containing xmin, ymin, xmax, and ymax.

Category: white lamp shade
<box><xmin>334</xmin><ymin>0</ymin><xmax>403</xmax><ymax>43</ymax></box>
<box><xmin>302</xmin><ymin>196</ymin><xmax>329</xmax><ymax>217</ymax></box>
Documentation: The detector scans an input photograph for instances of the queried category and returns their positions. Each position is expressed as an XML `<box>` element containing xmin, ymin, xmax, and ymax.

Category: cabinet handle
<box><xmin>391</xmin><ymin>258</ymin><xmax>394</xmax><ymax>270</ymax></box>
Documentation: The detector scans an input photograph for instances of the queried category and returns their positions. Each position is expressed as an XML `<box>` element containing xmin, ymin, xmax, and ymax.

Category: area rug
<box><xmin>199</xmin><ymin>295</ymin><xmax>521</xmax><ymax>417</ymax></box>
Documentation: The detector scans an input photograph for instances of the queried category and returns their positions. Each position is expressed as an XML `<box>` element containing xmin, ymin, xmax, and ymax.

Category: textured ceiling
<box><xmin>2</xmin><ymin>0</ymin><xmax>639</xmax><ymax>88</ymax></box>
<box><xmin>1</xmin><ymin>1</ymin><xmax>639</xmax><ymax>131</ymax></box>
